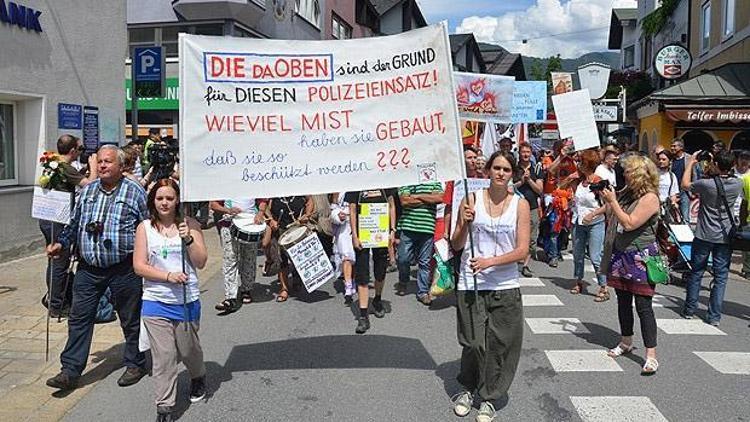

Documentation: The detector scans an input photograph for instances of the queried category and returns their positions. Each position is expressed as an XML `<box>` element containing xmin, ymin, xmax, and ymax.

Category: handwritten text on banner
<box><xmin>179</xmin><ymin>24</ymin><xmax>463</xmax><ymax>201</ymax></box>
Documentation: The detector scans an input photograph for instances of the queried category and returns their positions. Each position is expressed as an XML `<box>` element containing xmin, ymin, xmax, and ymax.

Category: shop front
<box><xmin>633</xmin><ymin>63</ymin><xmax>750</xmax><ymax>153</ymax></box>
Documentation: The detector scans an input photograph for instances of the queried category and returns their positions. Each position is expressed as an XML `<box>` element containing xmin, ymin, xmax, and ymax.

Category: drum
<box><xmin>230</xmin><ymin>213</ymin><xmax>267</xmax><ymax>243</ymax></box>
<box><xmin>278</xmin><ymin>225</ymin><xmax>311</xmax><ymax>254</ymax></box>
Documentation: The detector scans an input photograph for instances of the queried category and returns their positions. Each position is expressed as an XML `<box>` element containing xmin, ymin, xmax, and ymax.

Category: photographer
<box><xmin>681</xmin><ymin>150</ymin><xmax>742</xmax><ymax>326</ymax></box>
<box><xmin>142</xmin><ymin>141</ymin><xmax>179</xmax><ymax>191</ymax></box>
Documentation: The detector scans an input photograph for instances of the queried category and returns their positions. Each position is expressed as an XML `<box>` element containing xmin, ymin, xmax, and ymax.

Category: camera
<box><xmin>85</xmin><ymin>221</ymin><xmax>104</xmax><ymax>235</ymax></box>
<box><xmin>696</xmin><ymin>150</ymin><xmax>712</xmax><ymax>162</ymax></box>
<box><xmin>589</xmin><ymin>179</ymin><xmax>610</xmax><ymax>192</ymax></box>
<box><xmin>149</xmin><ymin>142</ymin><xmax>179</xmax><ymax>181</ymax></box>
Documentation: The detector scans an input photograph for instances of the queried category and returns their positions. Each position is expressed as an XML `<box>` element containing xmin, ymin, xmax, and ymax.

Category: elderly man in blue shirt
<box><xmin>45</xmin><ymin>145</ymin><xmax>150</xmax><ymax>391</ymax></box>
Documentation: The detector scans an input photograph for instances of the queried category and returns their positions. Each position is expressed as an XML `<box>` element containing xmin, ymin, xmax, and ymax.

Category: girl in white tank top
<box><xmin>458</xmin><ymin>189</ymin><xmax>521</xmax><ymax>291</ymax></box>
<box><xmin>142</xmin><ymin>221</ymin><xmax>200</xmax><ymax>304</ymax></box>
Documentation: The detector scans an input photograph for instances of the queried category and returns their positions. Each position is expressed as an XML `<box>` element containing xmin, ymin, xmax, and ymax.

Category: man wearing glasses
<box><xmin>38</xmin><ymin>135</ymin><xmax>98</xmax><ymax>318</ymax></box>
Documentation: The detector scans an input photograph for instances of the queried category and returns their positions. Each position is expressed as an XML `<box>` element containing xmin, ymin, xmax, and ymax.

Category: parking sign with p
<box><xmin>134</xmin><ymin>46</ymin><xmax>165</xmax><ymax>97</ymax></box>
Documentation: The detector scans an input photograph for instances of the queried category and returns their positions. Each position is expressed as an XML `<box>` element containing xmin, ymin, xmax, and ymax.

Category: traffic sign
<box><xmin>133</xmin><ymin>46</ymin><xmax>165</xmax><ymax>98</ymax></box>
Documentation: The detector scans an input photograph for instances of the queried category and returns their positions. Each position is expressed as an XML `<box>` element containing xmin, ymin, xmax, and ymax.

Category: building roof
<box><xmin>651</xmin><ymin>63</ymin><xmax>750</xmax><ymax>102</ymax></box>
<box><xmin>370</xmin><ymin>0</ymin><xmax>401</xmax><ymax>15</ymax></box>
<box><xmin>608</xmin><ymin>8</ymin><xmax>637</xmax><ymax>50</ymax></box>
<box><xmin>449</xmin><ymin>33</ymin><xmax>472</xmax><ymax>55</ymax></box>
<box><xmin>478</xmin><ymin>42</ymin><xmax>526</xmax><ymax>80</ymax></box>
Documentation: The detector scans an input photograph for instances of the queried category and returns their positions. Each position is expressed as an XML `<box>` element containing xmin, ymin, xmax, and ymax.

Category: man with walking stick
<box><xmin>45</xmin><ymin>145</ymin><xmax>149</xmax><ymax>391</ymax></box>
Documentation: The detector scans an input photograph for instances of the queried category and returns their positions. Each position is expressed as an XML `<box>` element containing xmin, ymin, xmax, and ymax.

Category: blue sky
<box><xmin>416</xmin><ymin>0</ymin><xmax>637</xmax><ymax>58</ymax></box>
<box><xmin>416</xmin><ymin>0</ymin><xmax>535</xmax><ymax>31</ymax></box>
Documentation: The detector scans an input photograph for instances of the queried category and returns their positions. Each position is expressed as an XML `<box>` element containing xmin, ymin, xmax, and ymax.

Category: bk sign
<box><xmin>133</xmin><ymin>46</ymin><xmax>165</xmax><ymax>97</ymax></box>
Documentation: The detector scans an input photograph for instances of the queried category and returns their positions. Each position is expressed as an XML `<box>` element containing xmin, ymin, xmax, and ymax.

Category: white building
<box><xmin>0</xmin><ymin>0</ymin><xmax>127</xmax><ymax>261</ymax></box>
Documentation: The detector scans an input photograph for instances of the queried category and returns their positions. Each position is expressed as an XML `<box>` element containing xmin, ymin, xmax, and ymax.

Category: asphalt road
<box><xmin>65</xmin><ymin>251</ymin><xmax>750</xmax><ymax>421</ymax></box>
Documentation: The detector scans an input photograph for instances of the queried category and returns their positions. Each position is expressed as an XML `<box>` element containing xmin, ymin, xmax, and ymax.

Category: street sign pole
<box><xmin>131</xmin><ymin>47</ymin><xmax>139</xmax><ymax>143</ymax></box>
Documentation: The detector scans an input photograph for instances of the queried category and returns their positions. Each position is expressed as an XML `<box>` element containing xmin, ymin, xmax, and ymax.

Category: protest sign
<box><xmin>31</xmin><ymin>187</ymin><xmax>71</xmax><ymax>224</ymax></box>
<box><xmin>358</xmin><ymin>203</ymin><xmax>389</xmax><ymax>248</ymax></box>
<box><xmin>454</xmin><ymin>72</ymin><xmax>514</xmax><ymax>123</ymax></box>
<box><xmin>286</xmin><ymin>233</ymin><xmax>334</xmax><ymax>293</ymax></box>
<box><xmin>551</xmin><ymin>72</ymin><xmax>573</xmax><ymax>94</ymax></box>
<box><xmin>178</xmin><ymin>24</ymin><xmax>464</xmax><ymax>202</ymax></box>
<box><xmin>450</xmin><ymin>178</ymin><xmax>491</xmax><ymax>235</ymax></box>
<box><xmin>511</xmin><ymin>81</ymin><xmax>547</xmax><ymax>123</ymax></box>
<box><xmin>551</xmin><ymin>89</ymin><xmax>600</xmax><ymax>151</ymax></box>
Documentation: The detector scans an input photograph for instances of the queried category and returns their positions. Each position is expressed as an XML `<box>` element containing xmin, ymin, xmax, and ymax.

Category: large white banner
<box><xmin>179</xmin><ymin>24</ymin><xmax>464</xmax><ymax>201</ymax></box>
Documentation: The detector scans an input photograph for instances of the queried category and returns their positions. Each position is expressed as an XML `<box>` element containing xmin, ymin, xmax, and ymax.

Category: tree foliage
<box><xmin>605</xmin><ymin>70</ymin><xmax>655</xmax><ymax>103</ymax></box>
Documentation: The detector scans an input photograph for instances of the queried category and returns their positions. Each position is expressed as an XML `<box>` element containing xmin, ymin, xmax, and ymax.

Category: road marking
<box><xmin>656</xmin><ymin>319</ymin><xmax>726</xmax><ymax>335</ymax></box>
<box><xmin>525</xmin><ymin>318</ymin><xmax>590</xmax><ymax>334</ymax></box>
<box><xmin>570</xmin><ymin>396</ymin><xmax>668</xmax><ymax>422</ymax></box>
<box><xmin>651</xmin><ymin>295</ymin><xmax>680</xmax><ymax>308</ymax></box>
<box><xmin>523</xmin><ymin>294</ymin><xmax>563</xmax><ymax>307</ymax></box>
<box><xmin>545</xmin><ymin>350</ymin><xmax>623</xmax><ymax>372</ymax></box>
<box><xmin>519</xmin><ymin>277</ymin><xmax>545</xmax><ymax>287</ymax></box>
<box><xmin>693</xmin><ymin>352</ymin><xmax>750</xmax><ymax>374</ymax></box>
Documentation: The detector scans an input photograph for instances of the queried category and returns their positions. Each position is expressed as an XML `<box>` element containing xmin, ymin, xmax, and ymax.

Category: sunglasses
<box><xmin>76</xmin><ymin>145</ymin><xmax>86</xmax><ymax>152</ymax></box>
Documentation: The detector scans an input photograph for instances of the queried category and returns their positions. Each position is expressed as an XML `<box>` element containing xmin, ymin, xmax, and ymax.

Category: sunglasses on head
<box><xmin>76</xmin><ymin>145</ymin><xmax>86</xmax><ymax>151</ymax></box>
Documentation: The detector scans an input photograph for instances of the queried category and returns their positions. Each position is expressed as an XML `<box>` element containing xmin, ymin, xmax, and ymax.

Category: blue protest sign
<box><xmin>82</xmin><ymin>106</ymin><xmax>99</xmax><ymax>152</ymax></box>
<box><xmin>511</xmin><ymin>81</ymin><xmax>547</xmax><ymax>123</ymax></box>
<box><xmin>57</xmin><ymin>103</ymin><xmax>82</xmax><ymax>129</ymax></box>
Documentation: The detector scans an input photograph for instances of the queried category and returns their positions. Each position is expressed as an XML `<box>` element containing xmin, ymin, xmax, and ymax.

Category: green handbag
<box><xmin>635</xmin><ymin>242</ymin><xmax>669</xmax><ymax>285</ymax></box>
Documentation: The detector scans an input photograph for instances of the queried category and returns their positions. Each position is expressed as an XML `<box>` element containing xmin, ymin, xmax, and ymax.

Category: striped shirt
<box><xmin>58</xmin><ymin>177</ymin><xmax>148</xmax><ymax>268</ymax></box>
<box><xmin>397</xmin><ymin>183</ymin><xmax>443</xmax><ymax>234</ymax></box>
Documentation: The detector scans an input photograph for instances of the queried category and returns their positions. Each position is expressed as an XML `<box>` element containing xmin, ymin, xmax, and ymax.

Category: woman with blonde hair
<box><xmin>599</xmin><ymin>154</ymin><xmax>662</xmax><ymax>375</ymax></box>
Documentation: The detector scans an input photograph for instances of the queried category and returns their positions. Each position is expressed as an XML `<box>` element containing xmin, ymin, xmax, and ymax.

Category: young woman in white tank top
<box><xmin>450</xmin><ymin>151</ymin><xmax>531</xmax><ymax>421</ymax></box>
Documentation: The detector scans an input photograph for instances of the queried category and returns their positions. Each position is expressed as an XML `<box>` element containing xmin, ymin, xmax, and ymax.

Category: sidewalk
<box><xmin>0</xmin><ymin>229</ymin><xmax>223</xmax><ymax>422</ymax></box>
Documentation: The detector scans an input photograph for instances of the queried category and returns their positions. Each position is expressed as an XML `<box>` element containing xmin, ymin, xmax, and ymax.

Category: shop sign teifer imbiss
<box><xmin>666</xmin><ymin>108</ymin><xmax>750</xmax><ymax>123</ymax></box>
<box><xmin>654</xmin><ymin>44</ymin><xmax>692</xmax><ymax>80</ymax></box>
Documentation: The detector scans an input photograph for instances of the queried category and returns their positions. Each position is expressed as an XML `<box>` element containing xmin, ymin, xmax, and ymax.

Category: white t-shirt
<box><xmin>658</xmin><ymin>170</ymin><xmax>679</xmax><ymax>202</ymax></box>
<box><xmin>142</xmin><ymin>221</ymin><xmax>200</xmax><ymax>304</ymax></box>
<box><xmin>573</xmin><ymin>182</ymin><xmax>605</xmax><ymax>225</ymax></box>
<box><xmin>595</xmin><ymin>164</ymin><xmax>616</xmax><ymax>188</ymax></box>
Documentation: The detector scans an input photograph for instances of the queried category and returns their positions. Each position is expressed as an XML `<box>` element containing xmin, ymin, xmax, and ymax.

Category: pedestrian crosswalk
<box><xmin>518</xmin><ymin>275</ymin><xmax>744</xmax><ymax>421</ymax></box>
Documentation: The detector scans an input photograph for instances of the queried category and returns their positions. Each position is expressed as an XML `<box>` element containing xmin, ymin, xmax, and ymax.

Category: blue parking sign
<box><xmin>134</xmin><ymin>46</ymin><xmax>164</xmax><ymax>82</ymax></box>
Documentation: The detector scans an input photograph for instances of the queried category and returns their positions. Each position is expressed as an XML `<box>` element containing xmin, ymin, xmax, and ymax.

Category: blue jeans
<box><xmin>544</xmin><ymin>216</ymin><xmax>561</xmax><ymax>261</ymax></box>
<box><xmin>573</xmin><ymin>221</ymin><xmax>606</xmax><ymax>286</ymax></box>
<box><xmin>61</xmin><ymin>258</ymin><xmax>146</xmax><ymax>377</ymax></box>
<box><xmin>679</xmin><ymin>191</ymin><xmax>691</xmax><ymax>224</ymax></box>
<box><xmin>683</xmin><ymin>238</ymin><xmax>732</xmax><ymax>323</ymax></box>
<box><xmin>397</xmin><ymin>230</ymin><xmax>434</xmax><ymax>297</ymax></box>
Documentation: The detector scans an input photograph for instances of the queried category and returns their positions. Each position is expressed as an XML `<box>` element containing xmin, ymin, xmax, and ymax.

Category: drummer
<box><xmin>209</xmin><ymin>198</ymin><xmax>267</xmax><ymax>313</ymax></box>
<box><xmin>266</xmin><ymin>195</ymin><xmax>315</xmax><ymax>302</ymax></box>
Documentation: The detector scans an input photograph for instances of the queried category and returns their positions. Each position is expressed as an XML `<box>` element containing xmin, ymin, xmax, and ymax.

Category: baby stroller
<box><xmin>657</xmin><ymin>202</ymin><xmax>696</xmax><ymax>285</ymax></box>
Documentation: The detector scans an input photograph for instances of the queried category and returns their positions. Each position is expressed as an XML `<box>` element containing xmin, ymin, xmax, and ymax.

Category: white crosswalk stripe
<box><xmin>656</xmin><ymin>319</ymin><xmax>726</xmax><ymax>335</ymax></box>
<box><xmin>522</xmin><ymin>294</ymin><xmax>564</xmax><ymax>307</ymax></box>
<box><xmin>693</xmin><ymin>352</ymin><xmax>750</xmax><ymax>374</ymax></box>
<box><xmin>525</xmin><ymin>317</ymin><xmax>590</xmax><ymax>334</ymax></box>
<box><xmin>570</xmin><ymin>396</ymin><xmax>669</xmax><ymax>422</ymax></box>
<box><xmin>545</xmin><ymin>350</ymin><xmax>623</xmax><ymax>372</ymax></box>
<box><xmin>518</xmin><ymin>277</ymin><xmax>545</xmax><ymax>287</ymax></box>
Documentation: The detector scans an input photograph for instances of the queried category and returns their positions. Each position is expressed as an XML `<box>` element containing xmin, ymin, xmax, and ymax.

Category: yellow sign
<box><xmin>358</xmin><ymin>203</ymin><xmax>389</xmax><ymax>248</ymax></box>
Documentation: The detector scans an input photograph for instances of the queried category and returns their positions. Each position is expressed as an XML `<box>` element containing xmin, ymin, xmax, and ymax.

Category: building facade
<box><xmin>0</xmin><ymin>0</ymin><xmax>127</xmax><ymax>261</ymax></box>
<box><xmin>689</xmin><ymin>0</ymin><xmax>750</xmax><ymax>76</ymax></box>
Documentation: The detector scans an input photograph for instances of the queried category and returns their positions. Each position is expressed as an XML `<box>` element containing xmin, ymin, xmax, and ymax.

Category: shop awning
<box><xmin>648</xmin><ymin>62</ymin><xmax>750</xmax><ymax>103</ymax></box>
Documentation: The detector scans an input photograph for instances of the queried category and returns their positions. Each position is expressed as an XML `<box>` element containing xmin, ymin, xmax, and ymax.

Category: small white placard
<box><xmin>286</xmin><ymin>233</ymin><xmax>334</xmax><ymax>293</ymax></box>
<box><xmin>669</xmin><ymin>224</ymin><xmax>694</xmax><ymax>243</ymax></box>
<box><xmin>31</xmin><ymin>187</ymin><xmax>72</xmax><ymax>224</ymax></box>
<box><xmin>551</xmin><ymin>89</ymin><xmax>600</xmax><ymax>151</ymax></box>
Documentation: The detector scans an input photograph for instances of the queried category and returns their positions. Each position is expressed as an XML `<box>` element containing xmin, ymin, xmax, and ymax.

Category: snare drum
<box><xmin>230</xmin><ymin>213</ymin><xmax>267</xmax><ymax>243</ymax></box>
<box><xmin>278</xmin><ymin>225</ymin><xmax>311</xmax><ymax>254</ymax></box>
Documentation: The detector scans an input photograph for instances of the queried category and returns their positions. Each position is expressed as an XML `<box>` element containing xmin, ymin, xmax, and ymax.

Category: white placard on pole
<box><xmin>31</xmin><ymin>187</ymin><xmax>71</xmax><ymax>224</ymax></box>
<box><xmin>178</xmin><ymin>24</ymin><xmax>463</xmax><ymax>201</ymax></box>
<box><xmin>551</xmin><ymin>89</ymin><xmax>600</xmax><ymax>151</ymax></box>
<box><xmin>450</xmin><ymin>178</ymin><xmax>491</xmax><ymax>235</ymax></box>
<box><xmin>286</xmin><ymin>233</ymin><xmax>334</xmax><ymax>293</ymax></box>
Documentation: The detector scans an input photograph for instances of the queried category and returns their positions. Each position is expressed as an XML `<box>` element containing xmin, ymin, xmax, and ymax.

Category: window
<box><xmin>128</xmin><ymin>27</ymin><xmax>155</xmax><ymax>44</ymax></box>
<box><xmin>701</xmin><ymin>2</ymin><xmax>711</xmax><ymax>51</ymax></box>
<box><xmin>331</xmin><ymin>13</ymin><xmax>352</xmax><ymax>39</ymax></box>
<box><xmin>295</xmin><ymin>0</ymin><xmax>321</xmax><ymax>28</ymax></box>
<box><xmin>723</xmin><ymin>0</ymin><xmax>735</xmax><ymax>37</ymax></box>
<box><xmin>624</xmin><ymin>45</ymin><xmax>635</xmax><ymax>68</ymax></box>
<box><xmin>0</xmin><ymin>103</ymin><xmax>17</xmax><ymax>186</ymax></box>
<box><xmin>161</xmin><ymin>25</ymin><xmax>191</xmax><ymax>57</ymax></box>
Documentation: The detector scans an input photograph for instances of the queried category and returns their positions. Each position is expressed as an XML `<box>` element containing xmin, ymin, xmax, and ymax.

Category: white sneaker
<box><xmin>452</xmin><ymin>391</ymin><xmax>473</xmax><ymax>417</ymax></box>
<box><xmin>476</xmin><ymin>401</ymin><xmax>496</xmax><ymax>422</ymax></box>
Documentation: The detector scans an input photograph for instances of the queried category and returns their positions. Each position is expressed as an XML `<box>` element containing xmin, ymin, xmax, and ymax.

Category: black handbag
<box><xmin>714</xmin><ymin>177</ymin><xmax>750</xmax><ymax>251</ymax></box>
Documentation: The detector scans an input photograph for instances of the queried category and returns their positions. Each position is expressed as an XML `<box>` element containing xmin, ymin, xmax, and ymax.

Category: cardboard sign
<box><xmin>551</xmin><ymin>89</ymin><xmax>600</xmax><ymax>151</ymax></box>
<box><xmin>286</xmin><ymin>233</ymin><xmax>334</xmax><ymax>293</ymax></box>
<box><xmin>358</xmin><ymin>203</ymin><xmax>389</xmax><ymax>248</ymax></box>
<box><xmin>31</xmin><ymin>187</ymin><xmax>72</xmax><ymax>224</ymax></box>
<box><xmin>178</xmin><ymin>24</ymin><xmax>464</xmax><ymax>201</ymax></box>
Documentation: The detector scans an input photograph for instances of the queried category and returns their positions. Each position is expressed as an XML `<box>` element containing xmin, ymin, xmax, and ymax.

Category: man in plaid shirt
<box><xmin>45</xmin><ymin>145</ymin><xmax>150</xmax><ymax>391</ymax></box>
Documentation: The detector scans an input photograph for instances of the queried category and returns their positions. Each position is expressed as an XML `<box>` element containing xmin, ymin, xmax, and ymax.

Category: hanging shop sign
<box><xmin>577</xmin><ymin>63</ymin><xmax>611</xmax><ymax>100</ymax></box>
<box><xmin>654</xmin><ymin>44</ymin><xmax>691</xmax><ymax>80</ymax></box>
<box><xmin>665</xmin><ymin>108</ymin><xmax>750</xmax><ymax>123</ymax></box>
<box><xmin>592</xmin><ymin>103</ymin><xmax>618</xmax><ymax>122</ymax></box>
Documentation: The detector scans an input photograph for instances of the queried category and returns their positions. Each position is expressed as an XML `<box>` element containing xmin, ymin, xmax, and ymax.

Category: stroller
<box><xmin>658</xmin><ymin>201</ymin><xmax>695</xmax><ymax>284</ymax></box>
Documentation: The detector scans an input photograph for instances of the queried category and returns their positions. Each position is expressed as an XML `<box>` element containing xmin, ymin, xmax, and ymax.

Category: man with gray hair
<box><xmin>670</xmin><ymin>139</ymin><xmax>690</xmax><ymax>223</ymax></box>
<box><xmin>45</xmin><ymin>145</ymin><xmax>150</xmax><ymax>391</ymax></box>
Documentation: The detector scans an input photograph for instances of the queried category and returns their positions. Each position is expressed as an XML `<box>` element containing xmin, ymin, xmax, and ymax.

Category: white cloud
<box><xmin>456</xmin><ymin>0</ymin><xmax>637</xmax><ymax>58</ymax></box>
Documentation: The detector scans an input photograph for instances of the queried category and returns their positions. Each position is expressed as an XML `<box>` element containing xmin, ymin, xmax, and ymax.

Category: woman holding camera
<box><xmin>133</xmin><ymin>179</ymin><xmax>208</xmax><ymax>421</ymax></box>
<box><xmin>599</xmin><ymin>154</ymin><xmax>661</xmax><ymax>375</ymax></box>
<box><xmin>570</xmin><ymin>150</ymin><xmax>608</xmax><ymax>299</ymax></box>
